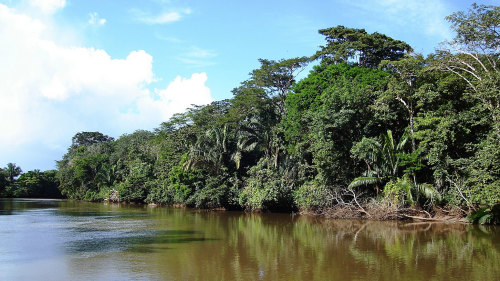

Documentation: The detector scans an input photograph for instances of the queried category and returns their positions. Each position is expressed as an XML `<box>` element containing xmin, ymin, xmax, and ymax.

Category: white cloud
<box><xmin>28</xmin><ymin>0</ymin><xmax>66</xmax><ymax>14</ymax></box>
<box><xmin>134</xmin><ymin>8</ymin><xmax>191</xmax><ymax>24</ymax></box>
<box><xmin>88</xmin><ymin>12</ymin><xmax>106</xmax><ymax>26</ymax></box>
<box><xmin>143</xmin><ymin>12</ymin><xmax>180</xmax><ymax>24</ymax></box>
<box><xmin>177</xmin><ymin>46</ymin><xmax>217</xmax><ymax>68</ymax></box>
<box><xmin>186</xmin><ymin>46</ymin><xmax>217</xmax><ymax>58</ymax></box>
<box><xmin>155</xmin><ymin>73</ymin><xmax>213</xmax><ymax>117</ymax></box>
<box><xmin>0</xmin><ymin>4</ymin><xmax>213</xmax><ymax>170</ymax></box>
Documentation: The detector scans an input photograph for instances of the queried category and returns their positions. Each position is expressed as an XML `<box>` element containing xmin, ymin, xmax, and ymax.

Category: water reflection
<box><xmin>0</xmin><ymin>199</ymin><xmax>499</xmax><ymax>280</ymax></box>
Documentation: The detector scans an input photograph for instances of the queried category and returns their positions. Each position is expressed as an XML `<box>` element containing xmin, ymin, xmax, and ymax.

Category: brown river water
<box><xmin>1</xmin><ymin>198</ymin><xmax>499</xmax><ymax>280</ymax></box>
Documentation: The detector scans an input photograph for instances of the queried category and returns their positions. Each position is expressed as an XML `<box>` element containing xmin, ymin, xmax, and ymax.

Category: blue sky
<box><xmin>0</xmin><ymin>0</ymin><xmax>496</xmax><ymax>171</ymax></box>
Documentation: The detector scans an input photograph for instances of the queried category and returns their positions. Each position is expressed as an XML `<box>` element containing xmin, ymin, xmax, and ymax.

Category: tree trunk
<box><xmin>409</xmin><ymin>108</ymin><xmax>417</xmax><ymax>186</ymax></box>
<box><xmin>274</xmin><ymin>147</ymin><xmax>279</xmax><ymax>169</ymax></box>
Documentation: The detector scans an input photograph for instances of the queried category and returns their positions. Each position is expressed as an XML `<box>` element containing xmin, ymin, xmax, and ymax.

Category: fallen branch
<box><xmin>401</xmin><ymin>214</ymin><xmax>455</xmax><ymax>222</ymax></box>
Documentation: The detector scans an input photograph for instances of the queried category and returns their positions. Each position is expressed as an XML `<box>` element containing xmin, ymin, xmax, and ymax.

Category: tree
<box><xmin>435</xmin><ymin>4</ymin><xmax>499</xmax><ymax>133</ymax></box>
<box><xmin>249</xmin><ymin>57</ymin><xmax>309</xmax><ymax>116</ymax></box>
<box><xmin>184</xmin><ymin>125</ymin><xmax>231</xmax><ymax>174</ymax></box>
<box><xmin>5</xmin><ymin>163</ymin><xmax>22</xmax><ymax>183</ymax></box>
<box><xmin>378</xmin><ymin>54</ymin><xmax>431</xmax><ymax>184</ymax></box>
<box><xmin>433</xmin><ymin>3</ymin><xmax>500</xmax><ymax>206</ymax></box>
<box><xmin>316</xmin><ymin>26</ymin><xmax>412</xmax><ymax>68</ymax></box>
<box><xmin>350</xmin><ymin>130</ymin><xmax>433</xmax><ymax>205</ymax></box>
<box><xmin>284</xmin><ymin>63</ymin><xmax>392</xmax><ymax>187</ymax></box>
<box><xmin>15</xmin><ymin>170</ymin><xmax>61</xmax><ymax>198</ymax></box>
<box><xmin>0</xmin><ymin>168</ymin><xmax>8</xmax><ymax>193</ymax></box>
<box><xmin>71</xmin><ymin>131</ymin><xmax>114</xmax><ymax>148</ymax></box>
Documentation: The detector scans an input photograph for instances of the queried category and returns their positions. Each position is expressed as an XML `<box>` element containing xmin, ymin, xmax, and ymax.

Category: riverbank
<box><xmin>124</xmin><ymin>199</ymin><xmax>472</xmax><ymax>223</ymax></box>
<box><xmin>299</xmin><ymin>204</ymin><xmax>469</xmax><ymax>223</ymax></box>
<box><xmin>11</xmin><ymin>195</ymin><xmax>484</xmax><ymax>224</ymax></box>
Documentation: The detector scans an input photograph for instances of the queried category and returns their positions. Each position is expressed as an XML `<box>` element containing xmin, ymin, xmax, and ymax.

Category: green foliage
<box><xmin>316</xmin><ymin>25</ymin><xmax>412</xmax><ymax>67</ymax></box>
<box><xmin>348</xmin><ymin>175</ymin><xmax>381</xmax><ymax>190</ymax></box>
<box><xmin>11</xmin><ymin>170</ymin><xmax>61</xmax><ymax>198</ymax></box>
<box><xmin>45</xmin><ymin>4</ymin><xmax>499</xmax><ymax>215</ymax></box>
<box><xmin>383</xmin><ymin>177</ymin><xmax>414</xmax><ymax>206</ymax></box>
<box><xmin>461</xmin><ymin>133</ymin><xmax>500</xmax><ymax>206</ymax></box>
<box><xmin>166</xmin><ymin>166</ymin><xmax>203</xmax><ymax>204</ymax></box>
<box><xmin>383</xmin><ymin>176</ymin><xmax>441</xmax><ymax>207</ymax></box>
<box><xmin>239</xmin><ymin>159</ymin><xmax>294</xmax><ymax>211</ymax></box>
<box><xmin>349</xmin><ymin>130</ymin><xmax>411</xmax><ymax>192</ymax></box>
<box><xmin>445</xmin><ymin>3</ymin><xmax>499</xmax><ymax>53</ymax></box>
<box><xmin>187</xmin><ymin>174</ymin><xmax>239</xmax><ymax>209</ymax></box>
<box><xmin>145</xmin><ymin>179</ymin><xmax>169</xmax><ymax>205</ymax></box>
<box><xmin>0</xmin><ymin>168</ymin><xmax>8</xmax><ymax>195</ymax></box>
<box><xmin>294</xmin><ymin>181</ymin><xmax>331</xmax><ymax>210</ymax></box>
<box><xmin>468</xmin><ymin>204</ymin><xmax>500</xmax><ymax>225</ymax></box>
<box><xmin>116</xmin><ymin>160</ymin><xmax>152</xmax><ymax>202</ymax></box>
<box><xmin>284</xmin><ymin>63</ymin><xmax>392</xmax><ymax>188</ymax></box>
<box><xmin>71</xmin><ymin>131</ymin><xmax>114</xmax><ymax>149</ymax></box>
<box><xmin>5</xmin><ymin>163</ymin><xmax>22</xmax><ymax>184</ymax></box>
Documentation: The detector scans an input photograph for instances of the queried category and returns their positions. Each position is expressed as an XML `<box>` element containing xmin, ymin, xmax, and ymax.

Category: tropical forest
<box><xmin>1</xmin><ymin>4</ymin><xmax>499</xmax><ymax>224</ymax></box>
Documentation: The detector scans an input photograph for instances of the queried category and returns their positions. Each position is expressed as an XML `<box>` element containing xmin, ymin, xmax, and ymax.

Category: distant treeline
<box><xmin>2</xmin><ymin>4</ymin><xmax>498</xmax><ymax>221</ymax></box>
<box><xmin>0</xmin><ymin>163</ymin><xmax>61</xmax><ymax>198</ymax></box>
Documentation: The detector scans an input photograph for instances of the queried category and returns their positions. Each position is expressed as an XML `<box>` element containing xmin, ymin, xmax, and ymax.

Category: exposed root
<box><xmin>301</xmin><ymin>204</ymin><xmax>467</xmax><ymax>222</ymax></box>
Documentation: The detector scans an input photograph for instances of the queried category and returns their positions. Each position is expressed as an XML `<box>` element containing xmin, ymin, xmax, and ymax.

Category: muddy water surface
<box><xmin>1</xmin><ymin>198</ymin><xmax>499</xmax><ymax>280</ymax></box>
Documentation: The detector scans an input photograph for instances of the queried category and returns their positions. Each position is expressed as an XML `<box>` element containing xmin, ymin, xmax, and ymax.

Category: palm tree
<box><xmin>184</xmin><ymin>125</ymin><xmax>230</xmax><ymax>174</ymax></box>
<box><xmin>349</xmin><ymin>130</ymin><xmax>408</xmax><ymax>193</ymax></box>
<box><xmin>349</xmin><ymin>130</ymin><xmax>440</xmax><ymax>204</ymax></box>
<box><xmin>231</xmin><ymin>116</ymin><xmax>272</xmax><ymax>170</ymax></box>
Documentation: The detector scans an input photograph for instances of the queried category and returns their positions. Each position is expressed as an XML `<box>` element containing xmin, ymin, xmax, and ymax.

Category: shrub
<box><xmin>294</xmin><ymin>181</ymin><xmax>331</xmax><ymax>210</ymax></box>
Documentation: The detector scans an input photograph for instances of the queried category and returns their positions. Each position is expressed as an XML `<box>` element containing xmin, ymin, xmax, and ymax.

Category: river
<box><xmin>1</xmin><ymin>198</ymin><xmax>499</xmax><ymax>280</ymax></box>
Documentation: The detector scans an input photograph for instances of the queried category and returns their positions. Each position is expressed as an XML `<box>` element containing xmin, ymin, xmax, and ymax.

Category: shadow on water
<box><xmin>0</xmin><ymin>198</ymin><xmax>63</xmax><ymax>215</ymax></box>
<box><xmin>65</xmin><ymin>229</ymin><xmax>218</xmax><ymax>255</ymax></box>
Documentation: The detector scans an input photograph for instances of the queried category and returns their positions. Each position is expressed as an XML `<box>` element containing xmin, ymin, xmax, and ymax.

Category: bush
<box><xmin>239</xmin><ymin>159</ymin><xmax>294</xmax><ymax>211</ymax></box>
<box><xmin>145</xmin><ymin>179</ymin><xmax>169</xmax><ymax>204</ymax></box>
<box><xmin>294</xmin><ymin>181</ymin><xmax>331</xmax><ymax>210</ymax></box>
<box><xmin>468</xmin><ymin>204</ymin><xmax>500</xmax><ymax>225</ymax></box>
<box><xmin>383</xmin><ymin>176</ymin><xmax>413</xmax><ymax>207</ymax></box>
<box><xmin>117</xmin><ymin>180</ymin><xmax>148</xmax><ymax>202</ymax></box>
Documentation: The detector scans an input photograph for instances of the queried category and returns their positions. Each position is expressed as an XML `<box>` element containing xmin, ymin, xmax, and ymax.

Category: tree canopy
<box><xmin>315</xmin><ymin>25</ymin><xmax>412</xmax><ymax>68</ymax></box>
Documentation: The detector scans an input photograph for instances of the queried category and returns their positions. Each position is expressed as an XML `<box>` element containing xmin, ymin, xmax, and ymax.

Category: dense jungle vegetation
<box><xmin>1</xmin><ymin>4</ymin><xmax>499</xmax><ymax>222</ymax></box>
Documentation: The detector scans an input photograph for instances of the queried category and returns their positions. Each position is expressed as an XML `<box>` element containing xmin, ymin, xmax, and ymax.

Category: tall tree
<box><xmin>0</xmin><ymin>168</ymin><xmax>8</xmax><ymax>192</ymax></box>
<box><xmin>433</xmin><ymin>3</ymin><xmax>500</xmax><ymax>205</ymax></box>
<box><xmin>5</xmin><ymin>163</ymin><xmax>22</xmax><ymax>183</ymax></box>
<box><xmin>71</xmin><ymin>131</ymin><xmax>114</xmax><ymax>149</ymax></box>
<box><xmin>249</xmin><ymin>57</ymin><xmax>309</xmax><ymax>117</ymax></box>
<box><xmin>378</xmin><ymin>55</ymin><xmax>431</xmax><ymax>185</ymax></box>
<box><xmin>435</xmin><ymin>4</ymin><xmax>499</xmax><ymax>133</ymax></box>
<box><xmin>316</xmin><ymin>26</ymin><xmax>412</xmax><ymax>68</ymax></box>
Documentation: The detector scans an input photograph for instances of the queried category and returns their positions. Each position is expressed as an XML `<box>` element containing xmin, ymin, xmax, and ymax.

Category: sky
<box><xmin>0</xmin><ymin>0</ymin><xmax>496</xmax><ymax>171</ymax></box>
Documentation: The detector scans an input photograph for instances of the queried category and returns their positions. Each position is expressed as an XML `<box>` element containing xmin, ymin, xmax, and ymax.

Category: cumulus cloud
<box><xmin>0</xmin><ymin>4</ymin><xmax>213</xmax><ymax>170</ymax></box>
<box><xmin>28</xmin><ymin>0</ymin><xmax>66</xmax><ymax>14</ymax></box>
<box><xmin>155</xmin><ymin>73</ymin><xmax>213</xmax><ymax>117</ymax></box>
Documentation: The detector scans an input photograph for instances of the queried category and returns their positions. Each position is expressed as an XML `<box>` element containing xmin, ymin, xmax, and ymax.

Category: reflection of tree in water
<box><xmin>156</xmin><ymin>212</ymin><xmax>500</xmax><ymax>280</ymax></box>
<box><xmin>59</xmin><ymin>206</ymin><xmax>500</xmax><ymax>280</ymax></box>
<box><xmin>345</xmin><ymin>221</ymin><xmax>500</xmax><ymax>280</ymax></box>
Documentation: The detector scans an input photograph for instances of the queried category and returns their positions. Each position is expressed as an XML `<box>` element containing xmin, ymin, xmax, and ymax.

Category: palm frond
<box><xmin>416</xmin><ymin>183</ymin><xmax>442</xmax><ymax>202</ymax></box>
<box><xmin>348</xmin><ymin>176</ymin><xmax>380</xmax><ymax>189</ymax></box>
